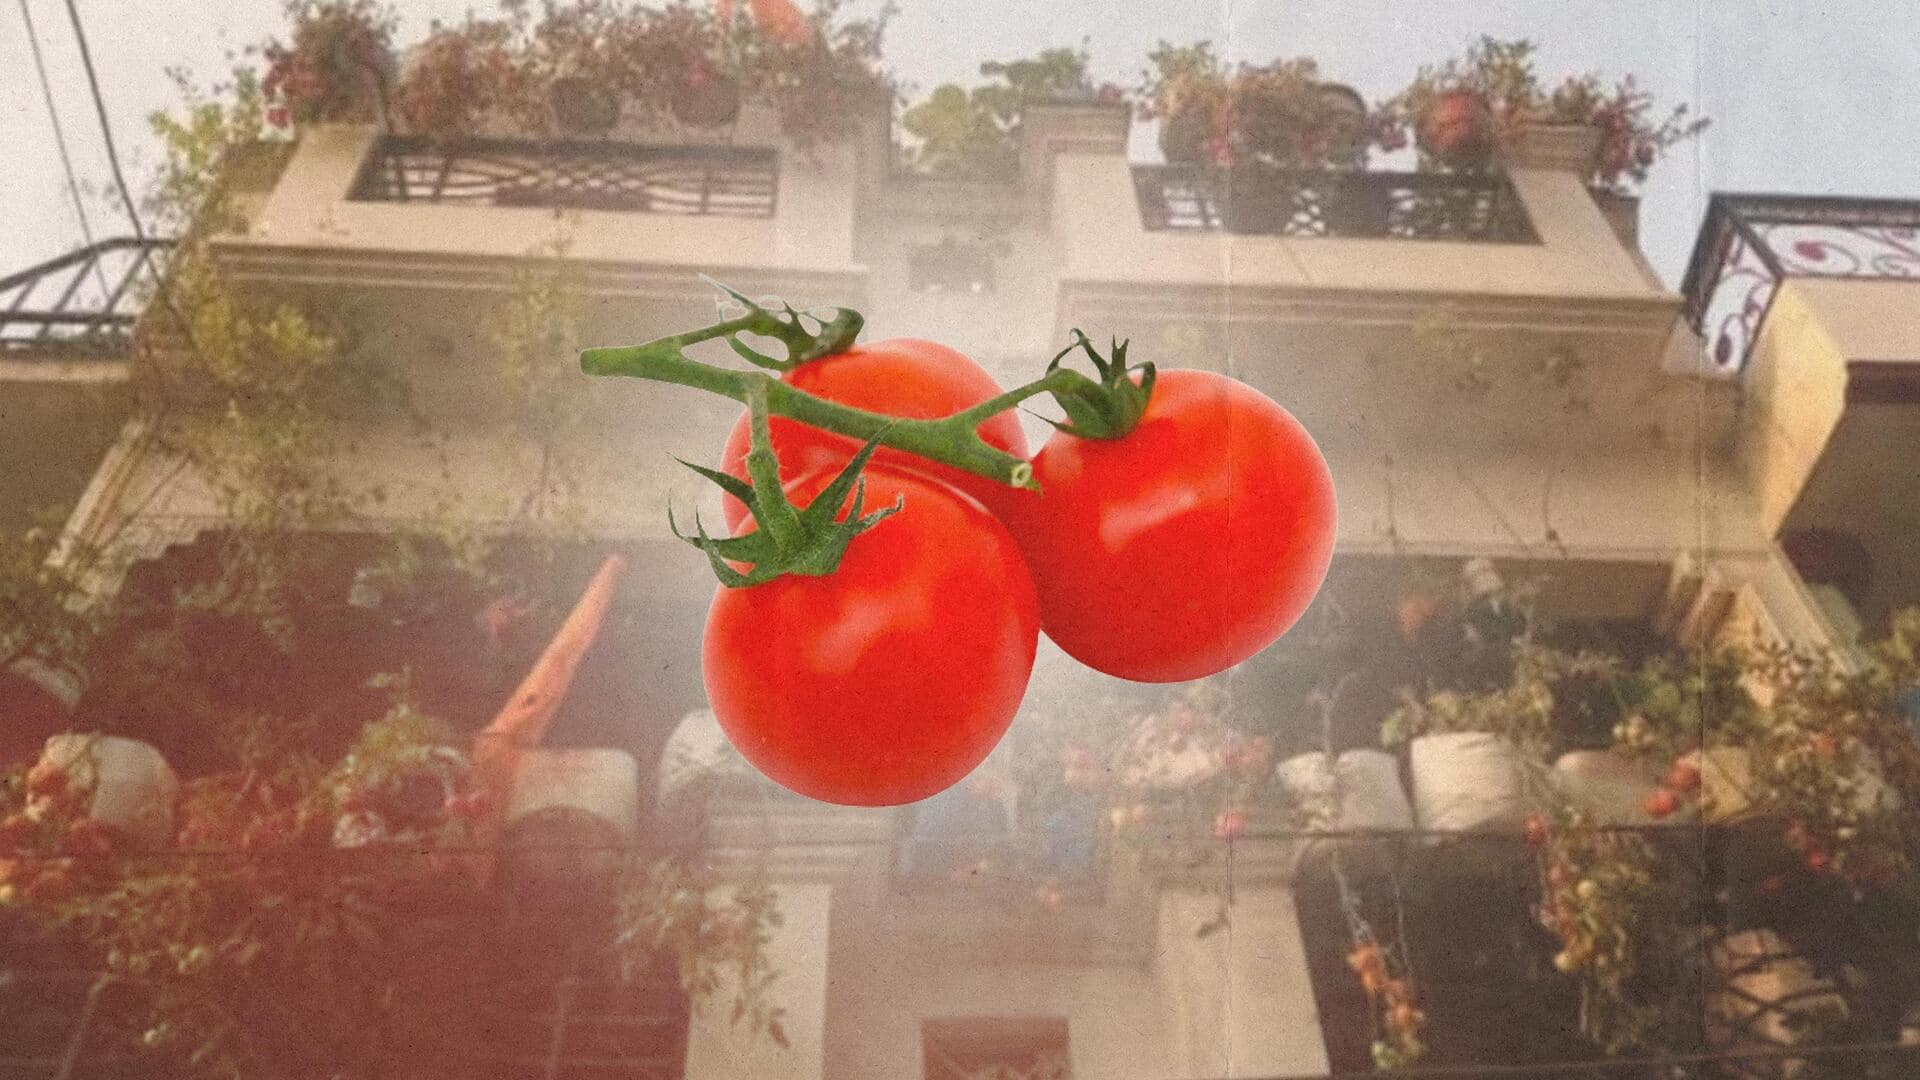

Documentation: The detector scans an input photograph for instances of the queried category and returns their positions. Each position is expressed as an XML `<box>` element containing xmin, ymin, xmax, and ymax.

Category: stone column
<box><xmin>1151</xmin><ymin>820</ymin><xmax>1329</xmax><ymax>1078</ymax></box>
<box><xmin>683</xmin><ymin>879</ymin><xmax>835</xmax><ymax>1080</ymax></box>
<box><xmin>680</xmin><ymin>792</ymin><xmax>899</xmax><ymax>1080</ymax></box>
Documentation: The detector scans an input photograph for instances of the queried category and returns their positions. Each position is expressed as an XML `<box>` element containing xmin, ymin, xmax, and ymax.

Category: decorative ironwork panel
<box><xmin>1132</xmin><ymin>166</ymin><xmax>1540</xmax><ymax>244</ymax></box>
<box><xmin>1682</xmin><ymin>194</ymin><xmax>1920</xmax><ymax>372</ymax></box>
<box><xmin>0</xmin><ymin>238</ymin><xmax>171</xmax><ymax>356</ymax></box>
<box><xmin>349</xmin><ymin>136</ymin><xmax>779</xmax><ymax>218</ymax></box>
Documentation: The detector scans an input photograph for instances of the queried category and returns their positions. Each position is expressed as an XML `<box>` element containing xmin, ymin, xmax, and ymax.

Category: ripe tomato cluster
<box><xmin>703</xmin><ymin>340</ymin><xmax>1331</xmax><ymax>805</ymax></box>
<box><xmin>586</xmin><ymin>299</ymin><xmax>1335</xmax><ymax>807</ymax></box>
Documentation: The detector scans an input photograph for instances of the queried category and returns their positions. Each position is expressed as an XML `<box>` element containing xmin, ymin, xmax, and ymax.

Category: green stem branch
<box><xmin>583</xmin><ymin>325</ymin><xmax>1094</xmax><ymax>491</ymax></box>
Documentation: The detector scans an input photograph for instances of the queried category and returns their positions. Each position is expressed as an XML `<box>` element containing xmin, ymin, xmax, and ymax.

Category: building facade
<box><xmin>5</xmin><ymin>85</ymin><xmax>1920</xmax><ymax>1080</ymax></box>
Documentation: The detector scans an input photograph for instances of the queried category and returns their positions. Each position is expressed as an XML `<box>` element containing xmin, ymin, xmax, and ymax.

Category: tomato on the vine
<box><xmin>702</xmin><ymin>467</ymin><xmax>1039</xmax><ymax>806</ymax></box>
<box><xmin>1005</xmin><ymin>368</ymin><xmax>1335</xmax><ymax>683</ymax></box>
<box><xmin>718</xmin><ymin>339</ymin><xmax>1027</xmax><ymax>527</ymax></box>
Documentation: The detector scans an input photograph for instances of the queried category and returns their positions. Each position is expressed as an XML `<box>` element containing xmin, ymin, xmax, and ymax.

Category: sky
<box><xmin>4</xmin><ymin>1</ymin><xmax>1920</xmax><ymax>288</ymax></box>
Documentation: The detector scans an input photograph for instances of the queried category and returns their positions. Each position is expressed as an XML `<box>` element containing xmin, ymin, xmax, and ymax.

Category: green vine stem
<box><xmin>580</xmin><ymin>288</ymin><xmax>1132</xmax><ymax>492</ymax></box>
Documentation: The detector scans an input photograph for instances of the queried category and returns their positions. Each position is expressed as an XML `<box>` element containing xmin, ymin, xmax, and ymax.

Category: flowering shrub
<box><xmin>1402</xmin><ymin>601</ymin><xmax>1920</xmax><ymax>1063</ymax></box>
<box><xmin>1140</xmin><ymin>42</ymin><xmax>1393</xmax><ymax>169</ymax></box>
<box><xmin>379</xmin><ymin>0</ymin><xmax>893</xmax><ymax>146</ymax></box>
<box><xmin>1</xmin><ymin>707</ymin><xmax>786</xmax><ymax>1078</ymax></box>
<box><xmin>1382</xmin><ymin>37</ymin><xmax>1706</xmax><ymax>187</ymax></box>
<box><xmin>261</xmin><ymin>0</ymin><xmax>397</xmax><ymax>126</ymax></box>
<box><xmin>395</xmin><ymin>17</ymin><xmax>519</xmax><ymax>137</ymax></box>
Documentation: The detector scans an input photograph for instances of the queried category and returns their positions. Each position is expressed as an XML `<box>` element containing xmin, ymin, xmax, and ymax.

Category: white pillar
<box><xmin>684</xmin><ymin>880</ymin><xmax>833</xmax><ymax>1080</ymax></box>
<box><xmin>1156</xmin><ymin>883</ymin><xmax>1330</xmax><ymax>1079</ymax></box>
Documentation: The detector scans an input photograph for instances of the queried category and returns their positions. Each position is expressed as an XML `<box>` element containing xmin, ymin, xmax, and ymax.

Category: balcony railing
<box><xmin>1682</xmin><ymin>193</ymin><xmax>1920</xmax><ymax>372</ymax></box>
<box><xmin>1132</xmin><ymin>165</ymin><xmax>1540</xmax><ymax>244</ymax></box>
<box><xmin>0</xmin><ymin>238</ymin><xmax>171</xmax><ymax>357</ymax></box>
<box><xmin>894</xmin><ymin>787</ymin><xmax>1103</xmax><ymax>899</ymax></box>
<box><xmin>348</xmin><ymin>136</ymin><xmax>779</xmax><ymax>217</ymax></box>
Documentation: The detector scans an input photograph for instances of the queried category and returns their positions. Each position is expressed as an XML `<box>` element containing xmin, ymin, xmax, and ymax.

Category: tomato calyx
<box><xmin>671</xmin><ymin>381</ymin><xmax>902</xmax><ymax>588</ymax></box>
<box><xmin>697</xmin><ymin>276</ymin><xmax>864</xmax><ymax>371</ymax></box>
<box><xmin>1043</xmin><ymin>330</ymin><xmax>1156</xmax><ymax>440</ymax></box>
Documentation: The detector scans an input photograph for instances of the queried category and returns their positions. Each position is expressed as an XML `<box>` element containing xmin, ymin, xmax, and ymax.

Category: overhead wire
<box><xmin>16</xmin><ymin>0</ymin><xmax>112</xmax><ymax>301</ymax></box>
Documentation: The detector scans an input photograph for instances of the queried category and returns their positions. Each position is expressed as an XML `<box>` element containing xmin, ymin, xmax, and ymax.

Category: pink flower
<box><xmin>1213</xmin><ymin>809</ymin><xmax>1247</xmax><ymax>841</ymax></box>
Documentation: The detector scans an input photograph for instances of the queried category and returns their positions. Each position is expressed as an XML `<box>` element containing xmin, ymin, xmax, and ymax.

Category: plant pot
<box><xmin>503</xmin><ymin>747</ymin><xmax>638</xmax><ymax>896</ymax></box>
<box><xmin>1313</xmin><ymin>82</ymin><xmax>1372</xmax><ymax>170</ymax></box>
<box><xmin>549</xmin><ymin>75</ymin><xmax>623</xmax><ymax>136</ymax></box>
<box><xmin>36</xmin><ymin>734</ymin><xmax>178</xmax><ymax>846</ymax></box>
<box><xmin>1158</xmin><ymin>96</ymin><xmax>1220</xmax><ymax>165</ymax></box>
<box><xmin>1276</xmin><ymin>749</ymin><xmax>1413</xmax><ymax>873</ymax></box>
<box><xmin>1408</xmin><ymin>732</ymin><xmax>1536</xmax><ymax>839</ymax></box>
<box><xmin>1553</xmin><ymin>749</ymin><xmax>1667</xmax><ymax>826</ymax></box>
<box><xmin>1707</xmin><ymin>929</ymin><xmax>1850</xmax><ymax>1078</ymax></box>
<box><xmin>1416</xmin><ymin>90</ymin><xmax>1497</xmax><ymax>172</ymax></box>
<box><xmin>671</xmin><ymin>69</ymin><xmax>742</xmax><ymax>129</ymax></box>
<box><xmin>1508</xmin><ymin>121</ymin><xmax>1603</xmax><ymax>174</ymax></box>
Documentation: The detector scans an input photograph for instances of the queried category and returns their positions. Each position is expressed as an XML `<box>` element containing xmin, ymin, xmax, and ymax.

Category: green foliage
<box><xmin>1384</xmin><ymin>35</ymin><xmax>1707</xmax><ymax>186</ymax></box>
<box><xmin>390</xmin><ymin>0</ymin><xmax>896</xmax><ymax>148</ymax></box>
<box><xmin>618</xmin><ymin>861</ymin><xmax>788</xmax><ymax>1047</ymax></box>
<box><xmin>901</xmin><ymin>45</ymin><xmax>1100</xmax><ymax>176</ymax></box>
<box><xmin>1141</xmin><ymin>41</ymin><xmax>1382</xmax><ymax>168</ymax></box>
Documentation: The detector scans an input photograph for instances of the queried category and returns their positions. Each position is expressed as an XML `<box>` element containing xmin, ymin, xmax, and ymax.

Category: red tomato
<box><xmin>718</xmin><ymin>339</ymin><xmax>1028</xmax><ymax>528</ymax></box>
<box><xmin>1005</xmin><ymin>369</ymin><xmax>1335</xmax><ymax>683</ymax></box>
<box><xmin>703</xmin><ymin>468</ymin><xmax>1039</xmax><ymax>806</ymax></box>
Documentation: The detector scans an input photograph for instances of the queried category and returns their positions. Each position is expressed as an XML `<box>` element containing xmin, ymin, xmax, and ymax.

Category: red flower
<box><xmin>1643</xmin><ymin>788</ymin><xmax>1679</xmax><ymax>819</ymax></box>
<box><xmin>1523</xmin><ymin>813</ymin><xmax>1550</xmax><ymax>848</ymax></box>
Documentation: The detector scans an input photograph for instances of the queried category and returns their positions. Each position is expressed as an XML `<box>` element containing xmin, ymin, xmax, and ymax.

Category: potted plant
<box><xmin>1143</xmin><ymin>44</ymin><xmax>1383</xmax><ymax>172</ymax></box>
<box><xmin>1141</xmin><ymin>42</ymin><xmax>1229</xmax><ymax>166</ymax></box>
<box><xmin>261</xmin><ymin>0</ymin><xmax>398</xmax><ymax>128</ymax></box>
<box><xmin>671</xmin><ymin>51</ymin><xmax>744</xmax><ymax>128</ymax></box>
<box><xmin>1547</xmin><ymin>73</ymin><xmax>1709</xmax><ymax>192</ymax></box>
<box><xmin>507</xmin><ymin>0</ymin><xmax>629</xmax><ymax>136</ymax></box>
<box><xmin>1388</xmin><ymin>38</ymin><xmax>1708</xmax><ymax>188</ymax></box>
<box><xmin>395</xmin><ymin>18</ymin><xmax>517</xmax><ymax>139</ymax></box>
<box><xmin>1</xmin><ymin>706</ymin><xmax>789</xmax><ymax>1076</ymax></box>
<box><xmin>1385</xmin><ymin>37</ymin><xmax>1540</xmax><ymax>173</ymax></box>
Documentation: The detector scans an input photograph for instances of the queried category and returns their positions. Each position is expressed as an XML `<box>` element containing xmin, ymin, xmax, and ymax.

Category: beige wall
<box><xmin>229</xmin><ymin>123</ymin><xmax>863</xmax><ymax>278</ymax></box>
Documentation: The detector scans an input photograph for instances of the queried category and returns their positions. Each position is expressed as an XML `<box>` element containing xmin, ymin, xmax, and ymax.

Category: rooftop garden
<box><xmin>261</xmin><ymin>0</ymin><xmax>893</xmax><ymax>146</ymax></box>
<box><xmin>253</xmin><ymin>4</ymin><xmax>1705</xmax><ymax>193</ymax></box>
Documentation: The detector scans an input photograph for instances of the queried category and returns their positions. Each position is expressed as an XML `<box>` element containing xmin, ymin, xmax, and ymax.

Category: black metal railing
<box><xmin>348</xmin><ymin>136</ymin><xmax>779</xmax><ymax>218</ymax></box>
<box><xmin>1132</xmin><ymin>165</ymin><xmax>1540</xmax><ymax>244</ymax></box>
<box><xmin>0</xmin><ymin>238</ymin><xmax>171</xmax><ymax>357</ymax></box>
<box><xmin>1681</xmin><ymin>193</ymin><xmax>1920</xmax><ymax>373</ymax></box>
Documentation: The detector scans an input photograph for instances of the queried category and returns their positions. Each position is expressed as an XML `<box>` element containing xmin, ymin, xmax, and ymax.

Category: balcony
<box><xmin>1682</xmin><ymin>193</ymin><xmax>1920</xmax><ymax>373</ymax></box>
<box><xmin>1681</xmin><ymin>195</ymin><xmax>1920</xmax><ymax>637</ymax></box>
<box><xmin>348</xmin><ymin>136</ymin><xmax>780</xmax><ymax>218</ymax></box>
<box><xmin>0</xmin><ymin>238</ymin><xmax>167</xmax><ymax>529</ymax></box>
<box><xmin>1131</xmin><ymin>164</ymin><xmax>1539</xmax><ymax>244</ymax></box>
<box><xmin>0</xmin><ymin>237</ymin><xmax>171</xmax><ymax>360</ymax></box>
<box><xmin>211</xmin><ymin>120</ymin><xmax>864</xmax><ymax>304</ymax></box>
